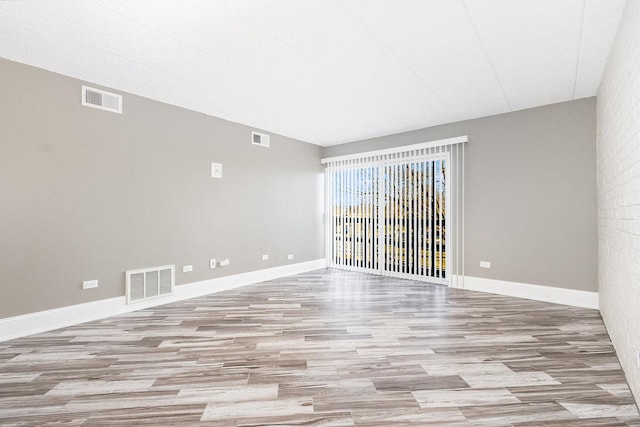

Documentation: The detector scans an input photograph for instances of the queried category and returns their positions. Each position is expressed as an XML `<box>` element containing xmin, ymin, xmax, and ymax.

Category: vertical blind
<box><xmin>322</xmin><ymin>136</ymin><xmax>466</xmax><ymax>286</ymax></box>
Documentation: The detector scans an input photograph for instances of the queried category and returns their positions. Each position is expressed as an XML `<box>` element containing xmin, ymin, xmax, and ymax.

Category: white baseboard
<box><xmin>451</xmin><ymin>275</ymin><xmax>599</xmax><ymax>310</ymax></box>
<box><xmin>0</xmin><ymin>259</ymin><xmax>326</xmax><ymax>342</ymax></box>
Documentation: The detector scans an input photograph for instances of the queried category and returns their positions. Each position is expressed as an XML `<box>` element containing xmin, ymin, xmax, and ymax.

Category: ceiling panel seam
<box><xmin>573</xmin><ymin>0</ymin><xmax>587</xmax><ymax>98</ymax></box>
<box><xmin>461</xmin><ymin>0</ymin><xmax>513</xmax><ymax>111</ymax></box>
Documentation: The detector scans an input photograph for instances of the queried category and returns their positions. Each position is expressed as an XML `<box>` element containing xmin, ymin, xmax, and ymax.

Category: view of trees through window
<box><xmin>331</xmin><ymin>157</ymin><xmax>447</xmax><ymax>281</ymax></box>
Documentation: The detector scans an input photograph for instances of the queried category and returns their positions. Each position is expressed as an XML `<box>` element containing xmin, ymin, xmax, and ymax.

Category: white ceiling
<box><xmin>0</xmin><ymin>0</ymin><xmax>626</xmax><ymax>146</ymax></box>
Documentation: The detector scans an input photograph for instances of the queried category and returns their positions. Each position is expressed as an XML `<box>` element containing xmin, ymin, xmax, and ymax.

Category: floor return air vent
<box><xmin>126</xmin><ymin>265</ymin><xmax>174</xmax><ymax>304</ymax></box>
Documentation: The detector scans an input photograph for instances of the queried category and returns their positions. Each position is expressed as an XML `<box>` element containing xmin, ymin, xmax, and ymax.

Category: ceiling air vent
<box><xmin>252</xmin><ymin>131</ymin><xmax>270</xmax><ymax>148</ymax></box>
<box><xmin>126</xmin><ymin>265</ymin><xmax>174</xmax><ymax>304</ymax></box>
<box><xmin>81</xmin><ymin>85</ymin><xmax>122</xmax><ymax>114</ymax></box>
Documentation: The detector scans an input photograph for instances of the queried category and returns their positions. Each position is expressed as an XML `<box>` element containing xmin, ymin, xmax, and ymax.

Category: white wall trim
<box><xmin>451</xmin><ymin>275</ymin><xmax>599</xmax><ymax>310</ymax></box>
<box><xmin>0</xmin><ymin>259</ymin><xmax>326</xmax><ymax>342</ymax></box>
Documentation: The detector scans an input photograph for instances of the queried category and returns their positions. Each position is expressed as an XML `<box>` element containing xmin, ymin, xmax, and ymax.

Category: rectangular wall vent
<box><xmin>126</xmin><ymin>265</ymin><xmax>174</xmax><ymax>304</ymax></box>
<box><xmin>252</xmin><ymin>131</ymin><xmax>270</xmax><ymax>148</ymax></box>
<box><xmin>81</xmin><ymin>85</ymin><xmax>122</xmax><ymax>114</ymax></box>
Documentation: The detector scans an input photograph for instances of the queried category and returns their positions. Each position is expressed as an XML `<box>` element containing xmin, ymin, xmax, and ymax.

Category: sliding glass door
<box><xmin>324</xmin><ymin>139</ymin><xmax>465</xmax><ymax>286</ymax></box>
<box><xmin>382</xmin><ymin>156</ymin><xmax>447</xmax><ymax>280</ymax></box>
<box><xmin>331</xmin><ymin>165</ymin><xmax>381</xmax><ymax>272</ymax></box>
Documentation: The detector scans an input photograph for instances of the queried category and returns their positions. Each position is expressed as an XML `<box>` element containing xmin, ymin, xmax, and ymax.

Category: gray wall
<box><xmin>0</xmin><ymin>58</ymin><xmax>324</xmax><ymax>319</ymax></box>
<box><xmin>324</xmin><ymin>98</ymin><xmax>598</xmax><ymax>292</ymax></box>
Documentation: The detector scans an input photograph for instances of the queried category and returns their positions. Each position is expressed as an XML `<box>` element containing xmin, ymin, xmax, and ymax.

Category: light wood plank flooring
<box><xmin>0</xmin><ymin>269</ymin><xmax>638</xmax><ymax>426</ymax></box>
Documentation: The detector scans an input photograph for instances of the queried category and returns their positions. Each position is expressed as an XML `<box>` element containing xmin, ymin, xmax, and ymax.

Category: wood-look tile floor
<box><xmin>0</xmin><ymin>269</ymin><xmax>639</xmax><ymax>426</ymax></box>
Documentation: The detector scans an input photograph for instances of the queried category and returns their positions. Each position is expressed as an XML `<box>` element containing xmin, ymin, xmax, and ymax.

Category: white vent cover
<box><xmin>126</xmin><ymin>265</ymin><xmax>174</xmax><ymax>304</ymax></box>
<box><xmin>81</xmin><ymin>85</ymin><xmax>122</xmax><ymax>114</ymax></box>
<box><xmin>252</xmin><ymin>131</ymin><xmax>270</xmax><ymax>148</ymax></box>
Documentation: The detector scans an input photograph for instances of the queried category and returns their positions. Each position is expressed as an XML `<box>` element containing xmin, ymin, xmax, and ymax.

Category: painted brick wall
<box><xmin>598</xmin><ymin>0</ymin><xmax>640</xmax><ymax>406</ymax></box>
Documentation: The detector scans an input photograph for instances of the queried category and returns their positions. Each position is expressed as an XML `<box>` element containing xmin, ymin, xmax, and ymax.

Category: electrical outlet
<box><xmin>183</xmin><ymin>265</ymin><xmax>193</xmax><ymax>273</ymax></box>
<box><xmin>210</xmin><ymin>259</ymin><xmax>216</xmax><ymax>269</ymax></box>
<box><xmin>82</xmin><ymin>280</ymin><xmax>98</xmax><ymax>290</ymax></box>
<box><xmin>480</xmin><ymin>261</ymin><xmax>491</xmax><ymax>268</ymax></box>
<box><xmin>288</xmin><ymin>254</ymin><xmax>294</xmax><ymax>260</ymax></box>
<box><xmin>220</xmin><ymin>259</ymin><xmax>230</xmax><ymax>267</ymax></box>
<box><xmin>261</xmin><ymin>254</ymin><xmax>269</xmax><ymax>261</ymax></box>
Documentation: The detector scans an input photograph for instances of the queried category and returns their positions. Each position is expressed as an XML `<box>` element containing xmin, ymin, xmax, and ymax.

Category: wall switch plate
<box><xmin>183</xmin><ymin>265</ymin><xmax>193</xmax><ymax>273</ymax></box>
<box><xmin>635</xmin><ymin>347</ymin><xmax>640</xmax><ymax>368</ymax></box>
<box><xmin>220</xmin><ymin>259</ymin><xmax>230</xmax><ymax>267</ymax></box>
<box><xmin>480</xmin><ymin>261</ymin><xmax>491</xmax><ymax>268</ymax></box>
<box><xmin>82</xmin><ymin>280</ymin><xmax>98</xmax><ymax>290</ymax></box>
<box><xmin>288</xmin><ymin>254</ymin><xmax>294</xmax><ymax>260</ymax></box>
<box><xmin>210</xmin><ymin>259</ymin><xmax>216</xmax><ymax>269</ymax></box>
<box><xmin>261</xmin><ymin>254</ymin><xmax>269</xmax><ymax>261</ymax></box>
<box><xmin>211</xmin><ymin>162</ymin><xmax>222</xmax><ymax>179</ymax></box>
